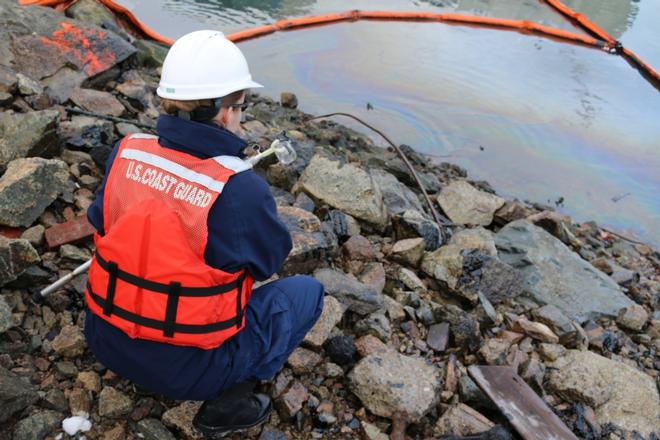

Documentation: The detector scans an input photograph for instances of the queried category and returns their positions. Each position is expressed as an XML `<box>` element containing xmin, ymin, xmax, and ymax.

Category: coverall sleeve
<box><xmin>204</xmin><ymin>171</ymin><xmax>293</xmax><ymax>281</ymax></box>
<box><xmin>87</xmin><ymin>142</ymin><xmax>121</xmax><ymax>236</ymax></box>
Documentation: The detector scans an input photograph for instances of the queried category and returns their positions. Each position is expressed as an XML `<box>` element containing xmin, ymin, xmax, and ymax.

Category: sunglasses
<box><xmin>224</xmin><ymin>101</ymin><xmax>249</xmax><ymax>112</ymax></box>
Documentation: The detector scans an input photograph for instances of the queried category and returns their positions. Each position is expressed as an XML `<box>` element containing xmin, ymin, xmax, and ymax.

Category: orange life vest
<box><xmin>85</xmin><ymin>133</ymin><xmax>254</xmax><ymax>349</ymax></box>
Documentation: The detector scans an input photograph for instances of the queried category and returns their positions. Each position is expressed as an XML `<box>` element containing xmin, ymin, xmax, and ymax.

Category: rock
<box><xmin>342</xmin><ymin>235</ymin><xmax>378</xmax><ymax>261</ymax></box>
<box><xmin>98</xmin><ymin>386</ymin><xmax>133</xmax><ymax>418</ymax></box>
<box><xmin>519</xmin><ymin>358</ymin><xmax>545</xmax><ymax>392</ymax></box>
<box><xmin>102</xmin><ymin>424</ymin><xmax>126</xmax><ymax>440</ymax></box>
<box><xmin>538</xmin><ymin>343</ymin><xmax>566</xmax><ymax>362</ymax></box>
<box><xmin>421</xmin><ymin>228</ymin><xmax>497</xmax><ymax>290</ymax></box>
<box><xmin>303</xmin><ymin>296</ymin><xmax>345</xmax><ymax>348</ymax></box>
<box><xmin>276</xmin><ymin>381</ymin><xmax>308</xmax><ymax>418</ymax></box>
<box><xmin>313</xmin><ymin>268</ymin><xmax>383</xmax><ymax>315</ymax></box>
<box><xmin>16</xmin><ymin>73</ymin><xmax>43</xmax><ymax>95</ymax></box>
<box><xmin>391</xmin><ymin>238</ymin><xmax>425</xmax><ymax>267</ymax></box>
<box><xmin>42</xmin><ymin>67</ymin><xmax>86</xmax><ymax>103</ymax></box>
<box><xmin>512</xmin><ymin>318</ymin><xmax>559</xmax><ymax>343</ymax></box>
<box><xmin>0</xmin><ymin>366</ymin><xmax>39</xmax><ymax>423</ymax></box>
<box><xmin>358</xmin><ymin>262</ymin><xmax>386</xmax><ymax>295</ymax></box>
<box><xmin>349</xmin><ymin>349</ymin><xmax>440</xmax><ymax>421</ymax></box>
<box><xmin>398</xmin><ymin>267</ymin><xmax>426</xmax><ymax>291</ymax></box>
<box><xmin>259</xmin><ymin>428</ymin><xmax>288</xmax><ymax>440</ymax></box>
<box><xmin>287</xmin><ymin>347</ymin><xmax>322</xmax><ymax>375</ymax></box>
<box><xmin>0</xmin><ymin>296</ymin><xmax>11</xmax><ymax>334</ymax></box>
<box><xmin>437</xmin><ymin>181</ymin><xmax>505</xmax><ymax>226</ymax></box>
<box><xmin>297</xmin><ymin>153</ymin><xmax>388</xmax><ymax>230</ymax></box>
<box><xmin>0</xmin><ymin>237</ymin><xmax>40</xmax><ymax>287</ymax></box>
<box><xmin>616</xmin><ymin>304</ymin><xmax>648</xmax><ymax>331</ymax></box>
<box><xmin>76</xmin><ymin>371</ymin><xmax>101</xmax><ymax>393</ymax></box>
<box><xmin>382</xmin><ymin>295</ymin><xmax>405</xmax><ymax>322</ymax></box>
<box><xmin>68</xmin><ymin>387</ymin><xmax>91</xmax><ymax>417</ymax></box>
<box><xmin>478</xmin><ymin>338</ymin><xmax>511</xmax><ymax>365</ymax></box>
<box><xmin>0</xmin><ymin>158</ymin><xmax>69</xmax><ymax>227</ymax></box>
<box><xmin>354</xmin><ymin>334</ymin><xmax>388</xmax><ymax>357</ymax></box>
<box><xmin>20</xmin><ymin>225</ymin><xmax>45</xmax><ymax>247</ymax></box>
<box><xmin>531</xmin><ymin>304</ymin><xmax>576</xmax><ymax>344</ymax></box>
<box><xmin>0</xmin><ymin>91</ymin><xmax>12</xmax><ymax>105</ymax></box>
<box><xmin>55</xmin><ymin>361</ymin><xmax>78</xmax><ymax>378</ymax></box>
<box><xmin>0</xmin><ymin>110</ymin><xmax>60</xmax><ymax>171</ymax></box>
<box><xmin>526</xmin><ymin>210</ymin><xmax>577</xmax><ymax>245</ymax></box>
<box><xmin>327</xmin><ymin>209</ymin><xmax>360</xmax><ymax>241</ymax></box>
<box><xmin>370</xmin><ymin>168</ymin><xmax>423</xmax><ymax>215</ymax></box>
<box><xmin>12</xmin><ymin>410</ymin><xmax>62</xmax><ymax>440</ymax></box>
<box><xmin>435</xmin><ymin>404</ymin><xmax>494</xmax><ymax>437</ymax></box>
<box><xmin>162</xmin><ymin>401</ymin><xmax>202</xmax><ymax>440</ymax></box>
<box><xmin>70</xmin><ymin>88</ymin><xmax>125</xmax><ymax>117</ymax></box>
<box><xmin>51</xmin><ymin>325</ymin><xmax>86</xmax><ymax>358</ymax></box>
<box><xmin>455</xmin><ymin>249</ymin><xmax>523</xmax><ymax>304</ymax></box>
<box><xmin>548</xmin><ymin>350</ymin><xmax>660</xmax><ymax>436</ymax></box>
<box><xmin>137</xmin><ymin>418</ymin><xmax>177</xmax><ymax>440</ymax></box>
<box><xmin>280</xmin><ymin>92</ymin><xmax>298</xmax><ymax>108</ymax></box>
<box><xmin>59</xmin><ymin>115</ymin><xmax>114</xmax><ymax>150</ymax></box>
<box><xmin>427</xmin><ymin>322</ymin><xmax>450</xmax><ymax>352</ymax></box>
<box><xmin>325</xmin><ymin>335</ymin><xmax>357</xmax><ymax>366</ymax></box>
<box><xmin>0</xmin><ymin>66</ymin><xmax>17</xmax><ymax>93</ymax></box>
<box><xmin>433</xmin><ymin>304</ymin><xmax>482</xmax><ymax>352</ymax></box>
<box><xmin>135</xmin><ymin>39</ymin><xmax>169</xmax><ymax>68</ymax></box>
<box><xmin>355</xmin><ymin>312</ymin><xmax>391</xmax><ymax>342</ymax></box>
<box><xmin>495</xmin><ymin>220</ymin><xmax>633</xmax><ymax>320</ymax></box>
<box><xmin>392</xmin><ymin>209</ymin><xmax>441</xmax><ymax>251</ymax></box>
<box><xmin>278</xmin><ymin>206</ymin><xmax>332</xmax><ymax>274</ymax></box>
<box><xmin>494</xmin><ymin>200</ymin><xmax>534</xmax><ymax>225</ymax></box>
<box><xmin>293</xmin><ymin>192</ymin><xmax>315</xmax><ymax>212</ymax></box>
<box><xmin>361</xmin><ymin>421</ymin><xmax>389</xmax><ymax>440</ymax></box>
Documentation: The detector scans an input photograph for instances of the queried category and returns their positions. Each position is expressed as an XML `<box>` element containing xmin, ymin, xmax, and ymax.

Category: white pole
<box><xmin>39</xmin><ymin>259</ymin><xmax>92</xmax><ymax>297</ymax></box>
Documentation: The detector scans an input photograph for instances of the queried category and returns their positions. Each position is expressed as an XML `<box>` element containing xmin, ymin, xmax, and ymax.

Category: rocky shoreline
<box><xmin>0</xmin><ymin>1</ymin><xmax>659</xmax><ymax>439</ymax></box>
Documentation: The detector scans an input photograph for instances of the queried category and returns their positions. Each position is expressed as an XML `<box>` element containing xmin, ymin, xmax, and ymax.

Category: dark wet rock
<box><xmin>0</xmin><ymin>237</ymin><xmax>40</xmax><ymax>287</ymax></box>
<box><xmin>297</xmin><ymin>153</ymin><xmax>388</xmax><ymax>230</ymax></box>
<box><xmin>0</xmin><ymin>110</ymin><xmax>60</xmax><ymax>171</ymax></box>
<box><xmin>437</xmin><ymin>180</ymin><xmax>505</xmax><ymax>226</ymax></box>
<box><xmin>495</xmin><ymin>220</ymin><xmax>633</xmax><ymax>320</ymax></box>
<box><xmin>392</xmin><ymin>209</ymin><xmax>441</xmax><ymax>251</ymax></box>
<box><xmin>51</xmin><ymin>325</ymin><xmax>86</xmax><ymax>358</ymax></box>
<box><xmin>43</xmin><ymin>388</ymin><xmax>68</xmax><ymax>412</ymax></box>
<box><xmin>303</xmin><ymin>295</ymin><xmax>345</xmax><ymax>348</ymax></box>
<box><xmin>278</xmin><ymin>206</ymin><xmax>332</xmax><ymax>274</ymax></box>
<box><xmin>99</xmin><ymin>386</ymin><xmax>133</xmax><ymax>418</ymax></box>
<box><xmin>616</xmin><ymin>304</ymin><xmax>648</xmax><ymax>331</ymax></box>
<box><xmin>458</xmin><ymin>375</ymin><xmax>494</xmax><ymax>410</ymax></box>
<box><xmin>435</xmin><ymin>404</ymin><xmax>495</xmax><ymax>437</ymax></box>
<box><xmin>325</xmin><ymin>335</ymin><xmax>357</xmax><ymax>366</ymax></box>
<box><xmin>54</xmin><ymin>360</ymin><xmax>78</xmax><ymax>378</ymax></box>
<box><xmin>0</xmin><ymin>366</ymin><xmax>39</xmax><ymax>423</ymax></box>
<box><xmin>370</xmin><ymin>168</ymin><xmax>423</xmax><ymax>215</ymax></box>
<box><xmin>293</xmin><ymin>191</ymin><xmax>315</xmax><ymax>212</ymax></box>
<box><xmin>433</xmin><ymin>304</ymin><xmax>482</xmax><ymax>352</ymax></box>
<box><xmin>137</xmin><ymin>418</ymin><xmax>177</xmax><ymax>440</ymax></box>
<box><xmin>349</xmin><ymin>349</ymin><xmax>440</xmax><ymax>421</ymax></box>
<box><xmin>548</xmin><ymin>350</ymin><xmax>660</xmax><ymax>436</ymax></box>
<box><xmin>0</xmin><ymin>157</ymin><xmax>69</xmax><ymax>227</ymax></box>
<box><xmin>421</xmin><ymin>228</ymin><xmax>497</xmax><ymax>290</ymax></box>
<box><xmin>313</xmin><ymin>268</ymin><xmax>383</xmax><ymax>315</ymax></box>
<box><xmin>280</xmin><ymin>92</ymin><xmax>298</xmax><ymax>109</ymax></box>
<box><xmin>59</xmin><ymin>115</ymin><xmax>115</xmax><ymax>150</ymax></box>
<box><xmin>326</xmin><ymin>209</ymin><xmax>360</xmax><ymax>242</ymax></box>
<box><xmin>90</xmin><ymin>144</ymin><xmax>113</xmax><ymax>168</ymax></box>
<box><xmin>456</xmin><ymin>249</ymin><xmax>523</xmax><ymax>304</ymax></box>
<box><xmin>355</xmin><ymin>312</ymin><xmax>391</xmax><ymax>342</ymax></box>
<box><xmin>0</xmin><ymin>92</ymin><xmax>12</xmax><ymax>106</ymax></box>
<box><xmin>12</xmin><ymin>410</ymin><xmax>62</xmax><ymax>440</ymax></box>
<box><xmin>531</xmin><ymin>304</ymin><xmax>576</xmax><ymax>343</ymax></box>
<box><xmin>135</xmin><ymin>39</ymin><xmax>169</xmax><ymax>68</ymax></box>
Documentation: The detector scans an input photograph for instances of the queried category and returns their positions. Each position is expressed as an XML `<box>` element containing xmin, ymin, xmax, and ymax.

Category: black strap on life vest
<box><xmin>235</xmin><ymin>280</ymin><xmax>243</xmax><ymax>329</ymax></box>
<box><xmin>163</xmin><ymin>281</ymin><xmax>181</xmax><ymax>338</ymax></box>
<box><xmin>87</xmin><ymin>282</ymin><xmax>238</xmax><ymax>334</ymax></box>
<box><xmin>103</xmin><ymin>261</ymin><xmax>119</xmax><ymax>316</ymax></box>
<box><xmin>95</xmin><ymin>251</ymin><xmax>245</xmax><ymax>296</ymax></box>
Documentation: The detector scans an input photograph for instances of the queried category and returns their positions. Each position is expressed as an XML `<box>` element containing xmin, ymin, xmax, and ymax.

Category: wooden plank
<box><xmin>468</xmin><ymin>365</ymin><xmax>578</xmax><ymax>440</ymax></box>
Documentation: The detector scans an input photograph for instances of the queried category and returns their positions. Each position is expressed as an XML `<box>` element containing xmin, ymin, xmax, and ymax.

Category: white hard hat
<box><xmin>157</xmin><ymin>30</ymin><xmax>263</xmax><ymax>100</ymax></box>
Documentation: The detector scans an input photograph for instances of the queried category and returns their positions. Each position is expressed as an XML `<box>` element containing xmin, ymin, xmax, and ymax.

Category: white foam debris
<box><xmin>55</xmin><ymin>434</ymin><xmax>63</xmax><ymax>440</ymax></box>
<box><xmin>62</xmin><ymin>416</ymin><xmax>92</xmax><ymax>436</ymax></box>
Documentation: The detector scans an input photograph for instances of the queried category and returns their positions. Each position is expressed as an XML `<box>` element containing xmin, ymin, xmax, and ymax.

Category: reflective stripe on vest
<box><xmin>85</xmin><ymin>133</ymin><xmax>254</xmax><ymax>349</ymax></box>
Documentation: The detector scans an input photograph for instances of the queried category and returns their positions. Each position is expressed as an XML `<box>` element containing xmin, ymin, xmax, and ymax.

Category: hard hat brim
<box><xmin>157</xmin><ymin>78</ymin><xmax>264</xmax><ymax>100</ymax></box>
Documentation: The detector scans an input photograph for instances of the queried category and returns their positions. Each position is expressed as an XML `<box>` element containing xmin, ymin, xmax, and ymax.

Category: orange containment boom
<box><xmin>18</xmin><ymin>0</ymin><xmax>660</xmax><ymax>89</ymax></box>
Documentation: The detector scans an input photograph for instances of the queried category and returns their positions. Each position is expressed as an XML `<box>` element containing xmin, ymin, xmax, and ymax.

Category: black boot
<box><xmin>193</xmin><ymin>380</ymin><xmax>272</xmax><ymax>438</ymax></box>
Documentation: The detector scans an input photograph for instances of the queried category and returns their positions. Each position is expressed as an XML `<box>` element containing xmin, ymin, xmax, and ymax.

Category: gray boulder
<box><xmin>495</xmin><ymin>220</ymin><xmax>633</xmax><ymax>320</ymax></box>
<box><xmin>0</xmin><ymin>110</ymin><xmax>60</xmax><ymax>172</ymax></box>
<box><xmin>349</xmin><ymin>349</ymin><xmax>440</xmax><ymax>421</ymax></box>
<box><xmin>297</xmin><ymin>153</ymin><xmax>388</xmax><ymax>230</ymax></box>
<box><xmin>278</xmin><ymin>206</ymin><xmax>333</xmax><ymax>274</ymax></box>
<box><xmin>392</xmin><ymin>209</ymin><xmax>442</xmax><ymax>251</ymax></box>
<box><xmin>137</xmin><ymin>418</ymin><xmax>177</xmax><ymax>440</ymax></box>
<box><xmin>0</xmin><ymin>366</ymin><xmax>39</xmax><ymax>423</ymax></box>
<box><xmin>313</xmin><ymin>268</ymin><xmax>383</xmax><ymax>315</ymax></box>
<box><xmin>12</xmin><ymin>410</ymin><xmax>62</xmax><ymax>440</ymax></box>
<box><xmin>369</xmin><ymin>168</ymin><xmax>423</xmax><ymax>215</ymax></box>
<box><xmin>0</xmin><ymin>237</ymin><xmax>40</xmax><ymax>286</ymax></box>
<box><xmin>548</xmin><ymin>350</ymin><xmax>660</xmax><ymax>437</ymax></box>
<box><xmin>0</xmin><ymin>295</ymin><xmax>12</xmax><ymax>333</ymax></box>
<box><xmin>0</xmin><ymin>158</ymin><xmax>69</xmax><ymax>227</ymax></box>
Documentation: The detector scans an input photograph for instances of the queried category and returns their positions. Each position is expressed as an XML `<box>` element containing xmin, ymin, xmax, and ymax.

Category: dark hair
<box><xmin>160</xmin><ymin>89</ymin><xmax>246</xmax><ymax>124</ymax></box>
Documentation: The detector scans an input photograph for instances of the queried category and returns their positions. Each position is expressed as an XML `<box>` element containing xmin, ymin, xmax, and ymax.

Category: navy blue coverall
<box><xmin>85</xmin><ymin>115</ymin><xmax>324</xmax><ymax>401</ymax></box>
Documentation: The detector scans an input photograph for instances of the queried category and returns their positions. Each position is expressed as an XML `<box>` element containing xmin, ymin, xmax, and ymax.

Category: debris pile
<box><xmin>0</xmin><ymin>1</ymin><xmax>658</xmax><ymax>439</ymax></box>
